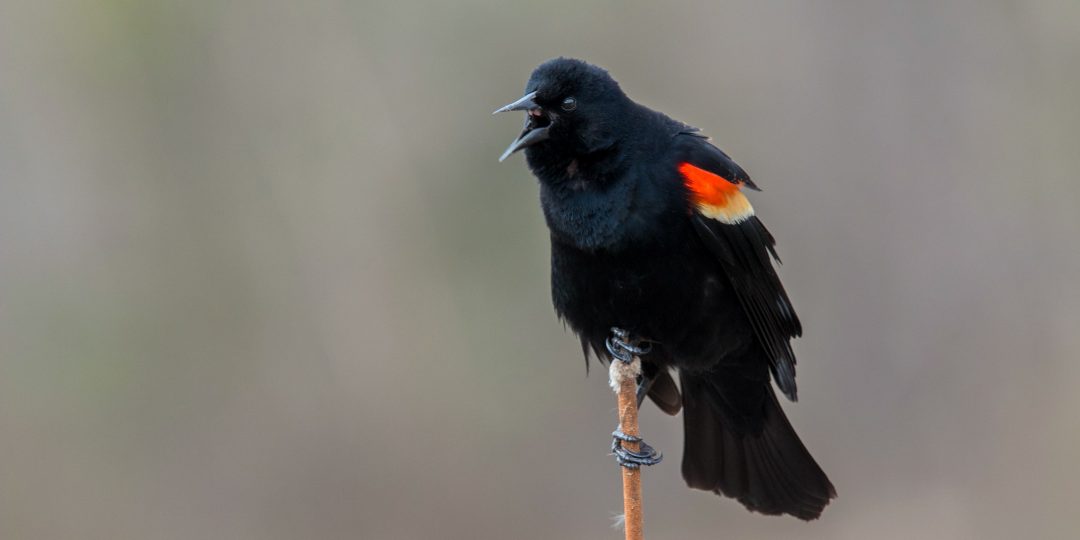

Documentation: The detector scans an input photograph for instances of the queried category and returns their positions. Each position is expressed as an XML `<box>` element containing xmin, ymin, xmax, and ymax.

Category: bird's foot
<box><xmin>606</xmin><ymin>327</ymin><xmax>651</xmax><ymax>364</ymax></box>
<box><xmin>611</xmin><ymin>428</ymin><xmax>663</xmax><ymax>469</ymax></box>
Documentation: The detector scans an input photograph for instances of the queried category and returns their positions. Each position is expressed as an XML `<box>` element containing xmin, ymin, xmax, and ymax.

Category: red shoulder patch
<box><xmin>678</xmin><ymin>162</ymin><xmax>754</xmax><ymax>224</ymax></box>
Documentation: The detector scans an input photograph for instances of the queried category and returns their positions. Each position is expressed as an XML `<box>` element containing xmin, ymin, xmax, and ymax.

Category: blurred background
<box><xmin>1</xmin><ymin>1</ymin><xmax>1078</xmax><ymax>538</ymax></box>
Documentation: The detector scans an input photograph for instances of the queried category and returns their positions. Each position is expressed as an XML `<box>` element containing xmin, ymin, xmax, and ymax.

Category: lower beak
<box><xmin>494</xmin><ymin>91</ymin><xmax>550</xmax><ymax>162</ymax></box>
<box><xmin>498</xmin><ymin>119</ymin><xmax>550</xmax><ymax>162</ymax></box>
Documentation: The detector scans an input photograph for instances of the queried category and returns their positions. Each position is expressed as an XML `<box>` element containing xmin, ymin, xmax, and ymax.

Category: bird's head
<box><xmin>494</xmin><ymin>58</ymin><xmax>630</xmax><ymax>163</ymax></box>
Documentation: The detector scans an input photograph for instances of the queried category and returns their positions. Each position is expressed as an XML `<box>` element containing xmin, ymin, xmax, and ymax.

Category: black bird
<box><xmin>495</xmin><ymin>58</ymin><xmax>835</xmax><ymax>520</ymax></box>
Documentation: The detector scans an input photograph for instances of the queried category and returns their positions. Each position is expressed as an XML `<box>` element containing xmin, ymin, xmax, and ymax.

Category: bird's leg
<box><xmin>606</xmin><ymin>327</ymin><xmax>656</xmax><ymax>406</ymax></box>
<box><xmin>607</xmin><ymin>327</ymin><xmax>663</xmax><ymax>469</ymax></box>
<box><xmin>605</xmin><ymin>327</ymin><xmax>651</xmax><ymax>363</ymax></box>
<box><xmin>635</xmin><ymin>371</ymin><xmax>656</xmax><ymax>408</ymax></box>
<box><xmin>611</xmin><ymin>428</ymin><xmax>663</xmax><ymax>469</ymax></box>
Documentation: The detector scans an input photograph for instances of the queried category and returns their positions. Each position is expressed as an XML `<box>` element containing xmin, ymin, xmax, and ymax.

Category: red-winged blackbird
<box><xmin>495</xmin><ymin>58</ymin><xmax>835</xmax><ymax>520</ymax></box>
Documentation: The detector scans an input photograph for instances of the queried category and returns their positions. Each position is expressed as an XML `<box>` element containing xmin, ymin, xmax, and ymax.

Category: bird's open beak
<box><xmin>493</xmin><ymin>91</ymin><xmax>551</xmax><ymax>162</ymax></box>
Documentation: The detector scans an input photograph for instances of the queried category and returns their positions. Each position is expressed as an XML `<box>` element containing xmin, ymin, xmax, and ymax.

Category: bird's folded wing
<box><xmin>676</xmin><ymin>136</ymin><xmax>802</xmax><ymax>400</ymax></box>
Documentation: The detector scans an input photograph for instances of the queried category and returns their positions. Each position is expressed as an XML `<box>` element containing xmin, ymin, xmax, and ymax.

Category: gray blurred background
<box><xmin>1</xmin><ymin>1</ymin><xmax>1078</xmax><ymax>539</ymax></box>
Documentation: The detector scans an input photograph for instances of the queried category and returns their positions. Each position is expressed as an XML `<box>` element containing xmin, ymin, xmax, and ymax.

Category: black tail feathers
<box><xmin>680</xmin><ymin>372</ymin><xmax>835</xmax><ymax>520</ymax></box>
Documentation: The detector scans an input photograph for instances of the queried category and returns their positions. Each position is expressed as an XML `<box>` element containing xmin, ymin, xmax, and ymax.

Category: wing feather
<box><xmin>676</xmin><ymin>134</ymin><xmax>802</xmax><ymax>400</ymax></box>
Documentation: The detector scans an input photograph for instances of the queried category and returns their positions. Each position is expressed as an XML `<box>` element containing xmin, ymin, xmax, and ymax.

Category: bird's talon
<box><xmin>611</xmin><ymin>428</ymin><xmax>663</xmax><ymax>468</ymax></box>
<box><xmin>606</xmin><ymin>327</ymin><xmax>652</xmax><ymax>364</ymax></box>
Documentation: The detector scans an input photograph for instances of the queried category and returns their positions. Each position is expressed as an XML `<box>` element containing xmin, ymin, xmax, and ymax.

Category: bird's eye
<box><xmin>561</xmin><ymin>97</ymin><xmax>577</xmax><ymax>111</ymax></box>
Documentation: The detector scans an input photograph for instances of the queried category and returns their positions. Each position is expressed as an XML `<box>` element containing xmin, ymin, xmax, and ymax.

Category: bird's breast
<box><xmin>548</xmin><ymin>223</ymin><xmax>753</xmax><ymax>368</ymax></box>
<box><xmin>550</xmin><ymin>235</ymin><xmax>705</xmax><ymax>337</ymax></box>
<box><xmin>538</xmin><ymin>179</ymin><xmax>637</xmax><ymax>251</ymax></box>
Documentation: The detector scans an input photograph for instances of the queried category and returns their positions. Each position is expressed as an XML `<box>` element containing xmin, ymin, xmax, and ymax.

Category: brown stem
<box><xmin>610</xmin><ymin>358</ymin><xmax>644</xmax><ymax>540</ymax></box>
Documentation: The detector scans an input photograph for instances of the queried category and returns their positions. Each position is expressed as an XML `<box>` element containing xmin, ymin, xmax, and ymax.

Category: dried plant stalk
<box><xmin>610</xmin><ymin>358</ymin><xmax>644</xmax><ymax>540</ymax></box>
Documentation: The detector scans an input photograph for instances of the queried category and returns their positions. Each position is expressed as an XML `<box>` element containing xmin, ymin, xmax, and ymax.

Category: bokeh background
<box><xmin>2</xmin><ymin>1</ymin><xmax>1079</xmax><ymax>539</ymax></box>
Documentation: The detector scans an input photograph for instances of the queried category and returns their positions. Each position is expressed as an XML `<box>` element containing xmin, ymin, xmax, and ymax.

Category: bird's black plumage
<box><xmin>497</xmin><ymin>57</ymin><xmax>835</xmax><ymax>520</ymax></box>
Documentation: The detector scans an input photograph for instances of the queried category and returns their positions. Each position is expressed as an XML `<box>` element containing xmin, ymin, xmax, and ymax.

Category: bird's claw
<box><xmin>611</xmin><ymin>428</ymin><xmax>663</xmax><ymax>469</ymax></box>
<box><xmin>607</xmin><ymin>328</ymin><xmax>660</xmax><ymax>468</ymax></box>
<box><xmin>606</xmin><ymin>327</ymin><xmax>652</xmax><ymax>364</ymax></box>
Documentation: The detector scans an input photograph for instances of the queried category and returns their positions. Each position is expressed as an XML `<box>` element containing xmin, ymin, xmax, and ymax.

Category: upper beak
<box><xmin>492</xmin><ymin>90</ymin><xmax>539</xmax><ymax>114</ymax></box>
<box><xmin>493</xmin><ymin>91</ymin><xmax>550</xmax><ymax>162</ymax></box>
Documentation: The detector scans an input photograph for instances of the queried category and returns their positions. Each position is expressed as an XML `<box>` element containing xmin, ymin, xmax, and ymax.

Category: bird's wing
<box><xmin>675</xmin><ymin>134</ymin><xmax>802</xmax><ymax>401</ymax></box>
